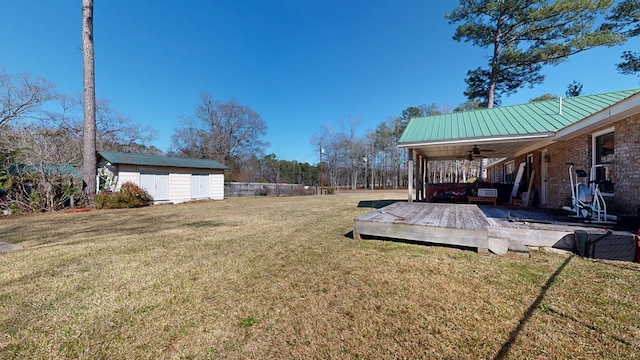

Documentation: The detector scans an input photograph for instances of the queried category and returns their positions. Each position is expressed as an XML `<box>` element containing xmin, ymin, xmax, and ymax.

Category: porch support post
<box><xmin>422</xmin><ymin>156</ymin><xmax>428</xmax><ymax>201</ymax></box>
<box><xmin>408</xmin><ymin>148</ymin><xmax>414</xmax><ymax>203</ymax></box>
<box><xmin>415</xmin><ymin>153</ymin><xmax>421</xmax><ymax>201</ymax></box>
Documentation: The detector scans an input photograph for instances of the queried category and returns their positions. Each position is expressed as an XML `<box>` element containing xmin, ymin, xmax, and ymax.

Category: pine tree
<box><xmin>447</xmin><ymin>0</ymin><xmax>623</xmax><ymax>108</ymax></box>
<box><xmin>82</xmin><ymin>0</ymin><xmax>97</xmax><ymax>201</ymax></box>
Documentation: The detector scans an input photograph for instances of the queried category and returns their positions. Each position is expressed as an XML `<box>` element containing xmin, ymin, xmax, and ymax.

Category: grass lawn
<box><xmin>1</xmin><ymin>192</ymin><xmax>639</xmax><ymax>359</ymax></box>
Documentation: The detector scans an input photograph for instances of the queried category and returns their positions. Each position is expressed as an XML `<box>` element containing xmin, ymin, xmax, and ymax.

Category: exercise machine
<box><xmin>562</xmin><ymin>163</ymin><xmax>616</xmax><ymax>223</ymax></box>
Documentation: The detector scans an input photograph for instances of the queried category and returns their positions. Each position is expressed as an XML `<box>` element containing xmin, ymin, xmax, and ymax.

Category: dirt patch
<box><xmin>63</xmin><ymin>208</ymin><xmax>92</xmax><ymax>214</ymax></box>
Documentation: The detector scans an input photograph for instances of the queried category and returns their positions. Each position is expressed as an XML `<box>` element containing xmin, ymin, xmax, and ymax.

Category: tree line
<box><xmin>309</xmin><ymin>103</ymin><xmax>501</xmax><ymax>191</ymax></box>
<box><xmin>313</xmin><ymin>78</ymin><xmax>594</xmax><ymax>191</ymax></box>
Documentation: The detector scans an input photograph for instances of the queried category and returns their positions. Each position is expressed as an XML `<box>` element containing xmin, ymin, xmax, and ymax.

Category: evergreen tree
<box><xmin>447</xmin><ymin>0</ymin><xmax>623</xmax><ymax>108</ymax></box>
<box><xmin>606</xmin><ymin>0</ymin><xmax>640</xmax><ymax>76</ymax></box>
<box><xmin>566</xmin><ymin>80</ymin><xmax>583</xmax><ymax>97</ymax></box>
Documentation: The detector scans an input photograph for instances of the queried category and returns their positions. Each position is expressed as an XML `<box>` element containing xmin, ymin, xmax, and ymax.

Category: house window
<box><xmin>488</xmin><ymin>166</ymin><xmax>499</xmax><ymax>183</ymax></box>
<box><xmin>504</xmin><ymin>161</ymin><xmax>515</xmax><ymax>183</ymax></box>
<box><xmin>592</xmin><ymin>128</ymin><xmax>614</xmax><ymax>194</ymax></box>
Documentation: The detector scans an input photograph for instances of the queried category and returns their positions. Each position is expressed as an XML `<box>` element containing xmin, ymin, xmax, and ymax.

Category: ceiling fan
<box><xmin>471</xmin><ymin>145</ymin><xmax>495</xmax><ymax>155</ymax></box>
<box><xmin>458</xmin><ymin>145</ymin><xmax>494</xmax><ymax>161</ymax></box>
<box><xmin>457</xmin><ymin>151</ymin><xmax>485</xmax><ymax>161</ymax></box>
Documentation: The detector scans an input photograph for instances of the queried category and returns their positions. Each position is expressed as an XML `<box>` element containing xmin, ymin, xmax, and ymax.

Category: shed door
<box><xmin>140</xmin><ymin>172</ymin><xmax>170</xmax><ymax>201</ymax></box>
<box><xmin>155</xmin><ymin>173</ymin><xmax>169</xmax><ymax>200</ymax></box>
<box><xmin>191</xmin><ymin>174</ymin><xmax>210</xmax><ymax>199</ymax></box>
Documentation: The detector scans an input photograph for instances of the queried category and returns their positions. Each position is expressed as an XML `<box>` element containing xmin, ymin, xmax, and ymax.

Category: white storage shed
<box><xmin>97</xmin><ymin>151</ymin><xmax>228</xmax><ymax>204</ymax></box>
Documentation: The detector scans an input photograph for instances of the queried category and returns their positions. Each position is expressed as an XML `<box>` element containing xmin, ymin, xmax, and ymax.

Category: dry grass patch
<box><xmin>0</xmin><ymin>192</ymin><xmax>639</xmax><ymax>359</ymax></box>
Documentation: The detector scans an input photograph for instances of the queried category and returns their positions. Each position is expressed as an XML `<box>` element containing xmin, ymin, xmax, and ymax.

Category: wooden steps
<box><xmin>487</xmin><ymin>234</ymin><xmax>531</xmax><ymax>257</ymax></box>
<box><xmin>508</xmin><ymin>240</ymin><xmax>531</xmax><ymax>258</ymax></box>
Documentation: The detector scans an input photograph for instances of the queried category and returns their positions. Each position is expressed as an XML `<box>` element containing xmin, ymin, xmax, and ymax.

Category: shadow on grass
<box><xmin>357</xmin><ymin>199</ymin><xmax>405</xmax><ymax>209</ymax></box>
<box><xmin>0</xmin><ymin>211</ymin><xmax>197</xmax><ymax>247</ymax></box>
<box><xmin>494</xmin><ymin>255</ymin><xmax>575</xmax><ymax>360</ymax></box>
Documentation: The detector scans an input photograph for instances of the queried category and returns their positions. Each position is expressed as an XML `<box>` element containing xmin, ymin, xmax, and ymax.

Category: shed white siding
<box><xmin>116</xmin><ymin>165</ymin><xmax>139</xmax><ymax>189</ymax></box>
<box><xmin>170</xmin><ymin>171</ymin><xmax>191</xmax><ymax>202</ymax></box>
<box><xmin>210</xmin><ymin>173</ymin><xmax>224</xmax><ymax>200</ymax></box>
<box><xmin>111</xmin><ymin>165</ymin><xmax>225</xmax><ymax>204</ymax></box>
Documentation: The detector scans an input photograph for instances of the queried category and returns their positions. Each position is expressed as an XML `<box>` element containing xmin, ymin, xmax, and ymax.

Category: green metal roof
<box><xmin>398</xmin><ymin>88</ymin><xmax>640</xmax><ymax>145</ymax></box>
<box><xmin>98</xmin><ymin>151</ymin><xmax>229</xmax><ymax>170</ymax></box>
<box><xmin>8</xmin><ymin>164</ymin><xmax>82</xmax><ymax>178</ymax></box>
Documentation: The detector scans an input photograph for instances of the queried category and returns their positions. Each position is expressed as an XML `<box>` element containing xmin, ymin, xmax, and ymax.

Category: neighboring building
<box><xmin>97</xmin><ymin>151</ymin><xmax>228</xmax><ymax>204</ymax></box>
<box><xmin>4</xmin><ymin>163</ymin><xmax>83</xmax><ymax>210</ymax></box>
<box><xmin>398</xmin><ymin>88</ymin><xmax>640</xmax><ymax>216</ymax></box>
<box><xmin>7</xmin><ymin>163</ymin><xmax>82</xmax><ymax>178</ymax></box>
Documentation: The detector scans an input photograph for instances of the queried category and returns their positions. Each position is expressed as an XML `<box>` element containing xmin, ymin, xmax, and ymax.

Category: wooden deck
<box><xmin>353</xmin><ymin>202</ymin><xmax>604</xmax><ymax>255</ymax></box>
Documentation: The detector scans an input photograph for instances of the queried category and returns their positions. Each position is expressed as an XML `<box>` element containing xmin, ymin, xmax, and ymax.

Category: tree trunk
<box><xmin>82</xmin><ymin>0</ymin><xmax>97</xmax><ymax>202</ymax></box>
<box><xmin>487</xmin><ymin>16</ymin><xmax>503</xmax><ymax>109</ymax></box>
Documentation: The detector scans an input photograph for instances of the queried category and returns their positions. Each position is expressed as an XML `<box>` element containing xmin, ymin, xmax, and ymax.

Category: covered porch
<box><xmin>396</xmin><ymin>91</ymin><xmax>640</xmax><ymax>209</ymax></box>
<box><xmin>403</xmin><ymin>136</ymin><xmax>549</xmax><ymax>204</ymax></box>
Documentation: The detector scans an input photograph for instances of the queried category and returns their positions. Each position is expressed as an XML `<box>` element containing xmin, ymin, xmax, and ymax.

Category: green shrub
<box><xmin>95</xmin><ymin>182</ymin><xmax>153</xmax><ymax>209</ymax></box>
<box><xmin>93</xmin><ymin>192</ymin><xmax>111</xmax><ymax>209</ymax></box>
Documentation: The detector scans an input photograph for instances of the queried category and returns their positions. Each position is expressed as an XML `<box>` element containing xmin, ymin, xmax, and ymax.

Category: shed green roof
<box><xmin>8</xmin><ymin>164</ymin><xmax>82</xmax><ymax>178</ymax></box>
<box><xmin>398</xmin><ymin>88</ymin><xmax>640</xmax><ymax>145</ymax></box>
<box><xmin>98</xmin><ymin>151</ymin><xmax>228</xmax><ymax>170</ymax></box>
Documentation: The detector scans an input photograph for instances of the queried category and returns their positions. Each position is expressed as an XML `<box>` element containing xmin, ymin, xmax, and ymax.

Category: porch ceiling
<box><xmin>406</xmin><ymin>136</ymin><xmax>552</xmax><ymax>161</ymax></box>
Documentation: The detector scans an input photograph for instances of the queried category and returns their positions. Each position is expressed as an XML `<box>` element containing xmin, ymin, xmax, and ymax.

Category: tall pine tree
<box><xmin>447</xmin><ymin>0</ymin><xmax>623</xmax><ymax>108</ymax></box>
<box><xmin>82</xmin><ymin>0</ymin><xmax>97</xmax><ymax>201</ymax></box>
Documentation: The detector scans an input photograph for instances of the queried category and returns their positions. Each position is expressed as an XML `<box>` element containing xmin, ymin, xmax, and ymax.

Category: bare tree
<box><xmin>44</xmin><ymin>96</ymin><xmax>159</xmax><ymax>155</ymax></box>
<box><xmin>0</xmin><ymin>69</ymin><xmax>56</xmax><ymax>128</ymax></box>
<box><xmin>171</xmin><ymin>92</ymin><xmax>268</xmax><ymax>179</ymax></box>
<box><xmin>310</xmin><ymin>118</ymin><xmax>370</xmax><ymax>190</ymax></box>
<box><xmin>0</xmin><ymin>124</ymin><xmax>83</xmax><ymax>211</ymax></box>
<box><xmin>82</xmin><ymin>0</ymin><xmax>97</xmax><ymax>200</ymax></box>
<box><xmin>6</xmin><ymin>124</ymin><xmax>81</xmax><ymax>164</ymax></box>
<box><xmin>3</xmin><ymin>97</ymin><xmax>157</xmax><ymax>166</ymax></box>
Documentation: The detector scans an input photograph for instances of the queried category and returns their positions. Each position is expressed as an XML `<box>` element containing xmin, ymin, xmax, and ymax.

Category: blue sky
<box><xmin>2</xmin><ymin>1</ymin><xmax>639</xmax><ymax>163</ymax></box>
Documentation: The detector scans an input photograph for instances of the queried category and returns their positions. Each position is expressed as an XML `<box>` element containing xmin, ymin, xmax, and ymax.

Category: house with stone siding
<box><xmin>397</xmin><ymin>88</ymin><xmax>640</xmax><ymax>217</ymax></box>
